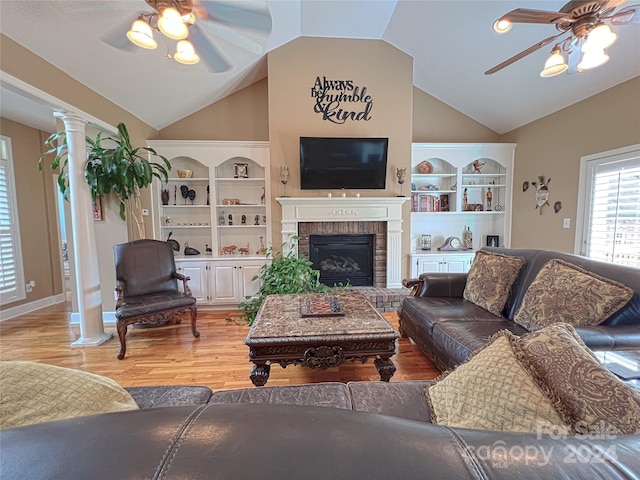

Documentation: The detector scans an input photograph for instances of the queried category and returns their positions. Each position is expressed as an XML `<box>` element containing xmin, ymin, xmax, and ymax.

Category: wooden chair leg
<box><xmin>190</xmin><ymin>305</ymin><xmax>200</xmax><ymax>338</ymax></box>
<box><xmin>116</xmin><ymin>320</ymin><xmax>128</xmax><ymax>360</ymax></box>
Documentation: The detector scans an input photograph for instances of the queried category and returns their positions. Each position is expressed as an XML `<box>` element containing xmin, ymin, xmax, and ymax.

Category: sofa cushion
<box><xmin>209</xmin><ymin>383</ymin><xmax>352</xmax><ymax>410</ymax></box>
<box><xmin>463</xmin><ymin>250</ymin><xmax>526</xmax><ymax>316</ymax></box>
<box><xmin>513</xmin><ymin>259</ymin><xmax>633</xmax><ymax>331</ymax></box>
<box><xmin>0</xmin><ymin>361</ymin><xmax>138</xmax><ymax>430</ymax></box>
<box><xmin>432</xmin><ymin>320</ymin><xmax>529</xmax><ymax>370</ymax></box>
<box><xmin>512</xmin><ymin>323</ymin><xmax>640</xmax><ymax>435</ymax></box>
<box><xmin>347</xmin><ymin>381</ymin><xmax>432</xmax><ymax>422</ymax></box>
<box><xmin>125</xmin><ymin>386</ymin><xmax>212</xmax><ymax>409</ymax></box>
<box><xmin>425</xmin><ymin>333</ymin><xmax>567</xmax><ymax>433</ymax></box>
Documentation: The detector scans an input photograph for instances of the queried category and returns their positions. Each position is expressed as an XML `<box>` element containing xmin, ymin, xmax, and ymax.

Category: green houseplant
<box><xmin>235</xmin><ymin>238</ymin><xmax>331</xmax><ymax>325</ymax></box>
<box><xmin>38</xmin><ymin>122</ymin><xmax>170</xmax><ymax>238</ymax></box>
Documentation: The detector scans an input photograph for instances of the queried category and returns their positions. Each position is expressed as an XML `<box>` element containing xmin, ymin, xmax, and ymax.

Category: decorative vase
<box><xmin>462</xmin><ymin>226</ymin><xmax>473</xmax><ymax>249</ymax></box>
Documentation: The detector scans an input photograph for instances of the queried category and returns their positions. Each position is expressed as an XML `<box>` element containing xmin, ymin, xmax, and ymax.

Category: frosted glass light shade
<box><xmin>540</xmin><ymin>47</ymin><xmax>568</xmax><ymax>77</ymax></box>
<box><xmin>582</xmin><ymin>23</ymin><xmax>617</xmax><ymax>52</ymax></box>
<box><xmin>174</xmin><ymin>40</ymin><xmax>199</xmax><ymax>64</ymax></box>
<box><xmin>127</xmin><ymin>19</ymin><xmax>157</xmax><ymax>49</ymax></box>
<box><xmin>578</xmin><ymin>49</ymin><xmax>610</xmax><ymax>70</ymax></box>
<box><xmin>158</xmin><ymin>7</ymin><xmax>188</xmax><ymax>40</ymax></box>
<box><xmin>493</xmin><ymin>19</ymin><xmax>512</xmax><ymax>33</ymax></box>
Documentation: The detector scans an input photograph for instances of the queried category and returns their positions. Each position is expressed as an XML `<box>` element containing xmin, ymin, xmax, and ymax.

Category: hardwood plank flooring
<box><xmin>0</xmin><ymin>303</ymin><xmax>439</xmax><ymax>391</ymax></box>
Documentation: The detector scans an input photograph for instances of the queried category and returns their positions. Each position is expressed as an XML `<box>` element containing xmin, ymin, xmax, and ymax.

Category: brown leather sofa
<box><xmin>2</xmin><ymin>382</ymin><xmax>639</xmax><ymax>479</ymax></box>
<box><xmin>399</xmin><ymin>247</ymin><xmax>640</xmax><ymax>371</ymax></box>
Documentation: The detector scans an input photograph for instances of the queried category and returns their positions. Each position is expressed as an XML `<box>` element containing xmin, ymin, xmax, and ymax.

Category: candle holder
<box><xmin>280</xmin><ymin>166</ymin><xmax>289</xmax><ymax>197</ymax></box>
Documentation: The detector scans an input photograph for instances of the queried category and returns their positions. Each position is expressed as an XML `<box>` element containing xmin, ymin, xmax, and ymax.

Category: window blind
<box><xmin>587</xmin><ymin>158</ymin><xmax>640</xmax><ymax>268</ymax></box>
<box><xmin>0</xmin><ymin>136</ymin><xmax>25</xmax><ymax>304</ymax></box>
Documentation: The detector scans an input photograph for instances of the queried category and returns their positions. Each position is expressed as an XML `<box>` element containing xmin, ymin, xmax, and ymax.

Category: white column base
<box><xmin>71</xmin><ymin>332</ymin><xmax>113</xmax><ymax>347</ymax></box>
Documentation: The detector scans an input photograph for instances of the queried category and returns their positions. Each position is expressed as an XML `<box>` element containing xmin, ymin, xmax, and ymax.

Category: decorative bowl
<box><xmin>177</xmin><ymin>169</ymin><xmax>193</xmax><ymax>178</ymax></box>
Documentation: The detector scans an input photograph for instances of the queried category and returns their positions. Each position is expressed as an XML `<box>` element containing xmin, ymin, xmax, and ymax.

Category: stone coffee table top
<box><xmin>247</xmin><ymin>291</ymin><xmax>398</xmax><ymax>341</ymax></box>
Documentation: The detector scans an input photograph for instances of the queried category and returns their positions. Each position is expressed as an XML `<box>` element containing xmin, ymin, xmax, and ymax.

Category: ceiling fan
<box><xmin>485</xmin><ymin>0</ymin><xmax>640</xmax><ymax>77</ymax></box>
<box><xmin>101</xmin><ymin>0</ymin><xmax>272</xmax><ymax>72</ymax></box>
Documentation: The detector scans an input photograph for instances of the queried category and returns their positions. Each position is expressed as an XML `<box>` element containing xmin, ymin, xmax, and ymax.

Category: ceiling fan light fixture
<box><xmin>174</xmin><ymin>39</ymin><xmax>200</xmax><ymax>65</ymax></box>
<box><xmin>127</xmin><ymin>18</ymin><xmax>157</xmax><ymax>49</ymax></box>
<box><xmin>582</xmin><ymin>23</ymin><xmax>617</xmax><ymax>52</ymax></box>
<box><xmin>540</xmin><ymin>46</ymin><xmax>568</xmax><ymax>77</ymax></box>
<box><xmin>578</xmin><ymin>49</ymin><xmax>609</xmax><ymax>70</ymax></box>
<box><xmin>493</xmin><ymin>18</ymin><xmax>512</xmax><ymax>34</ymax></box>
<box><xmin>158</xmin><ymin>7</ymin><xmax>188</xmax><ymax>40</ymax></box>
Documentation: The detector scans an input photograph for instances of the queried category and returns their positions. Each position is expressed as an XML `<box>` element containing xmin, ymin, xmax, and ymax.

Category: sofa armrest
<box><xmin>574</xmin><ymin>325</ymin><xmax>640</xmax><ymax>351</ymax></box>
<box><xmin>404</xmin><ymin>273</ymin><xmax>468</xmax><ymax>298</ymax></box>
<box><xmin>172</xmin><ymin>272</ymin><xmax>193</xmax><ymax>297</ymax></box>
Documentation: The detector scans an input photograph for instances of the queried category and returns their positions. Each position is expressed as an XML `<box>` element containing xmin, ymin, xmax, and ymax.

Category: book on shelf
<box><xmin>411</xmin><ymin>192</ymin><xmax>446</xmax><ymax>212</ymax></box>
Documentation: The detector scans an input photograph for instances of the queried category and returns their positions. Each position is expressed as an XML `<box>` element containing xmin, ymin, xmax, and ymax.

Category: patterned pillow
<box><xmin>463</xmin><ymin>250</ymin><xmax>526</xmax><ymax>316</ymax></box>
<box><xmin>513</xmin><ymin>259</ymin><xmax>633</xmax><ymax>331</ymax></box>
<box><xmin>424</xmin><ymin>332</ymin><xmax>568</xmax><ymax>433</ymax></box>
<box><xmin>511</xmin><ymin>323</ymin><xmax>640</xmax><ymax>435</ymax></box>
<box><xmin>0</xmin><ymin>361</ymin><xmax>139</xmax><ymax>430</ymax></box>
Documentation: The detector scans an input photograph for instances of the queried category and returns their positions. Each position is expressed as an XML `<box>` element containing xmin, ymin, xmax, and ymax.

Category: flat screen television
<box><xmin>300</xmin><ymin>137</ymin><xmax>388</xmax><ymax>190</ymax></box>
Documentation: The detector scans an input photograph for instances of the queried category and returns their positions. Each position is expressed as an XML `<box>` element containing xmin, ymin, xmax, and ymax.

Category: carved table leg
<box><xmin>250</xmin><ymin>363</ymin><xmax>271</xmax><ymax>387</ymax></box>
<box><xmin>374</xmin><ymin>357</ymin><xmax>396</xmax><ymax>382</ymax></box>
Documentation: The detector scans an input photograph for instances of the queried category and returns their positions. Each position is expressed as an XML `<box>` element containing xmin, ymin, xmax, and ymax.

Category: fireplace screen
<box><xmin>309</xmin><ymin>234</ymin><xmax>374</xmax><ymax>286</ymax></box>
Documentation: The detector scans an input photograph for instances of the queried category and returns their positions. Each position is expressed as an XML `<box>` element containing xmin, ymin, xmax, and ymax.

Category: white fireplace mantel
<box><xmin>277</xmin><ymin>197</ymin><xmax>409</xmax><ymax>288</ymax></box>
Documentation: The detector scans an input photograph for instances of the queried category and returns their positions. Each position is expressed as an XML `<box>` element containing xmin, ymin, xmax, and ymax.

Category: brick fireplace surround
<box><xmin>277</xmin><ymin>197</ymin><xmax>408</xmax><ymax>288</ymax></box>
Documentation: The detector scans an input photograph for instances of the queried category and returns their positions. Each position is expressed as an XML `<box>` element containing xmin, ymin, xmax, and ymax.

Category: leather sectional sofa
<box><xmin>399</xmin><ymin>247</ymin><xmax>640</xmax><ymax>371</ymax></box>
<box><xmin>2</xmin><ymin>382</ymin><xmax>639</xmax><ymax>479</ymax></box>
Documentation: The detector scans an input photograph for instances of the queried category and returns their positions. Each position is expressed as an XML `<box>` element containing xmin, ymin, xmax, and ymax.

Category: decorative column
<box><xmin>56</xmin><ymin>112</ymin><xmax>112</xmax><ymax>346</ymax></box>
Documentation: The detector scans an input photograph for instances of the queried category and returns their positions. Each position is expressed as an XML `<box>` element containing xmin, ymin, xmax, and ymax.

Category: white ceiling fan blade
<box><xmin>196</xmin><ymin>1</ymin><xmax>272</xmax><ymax>31</ymax></box>
<box><xmin>189</xmin><ymin>25</ymin><xmax>231</xmax><ymax>72</ymax></box>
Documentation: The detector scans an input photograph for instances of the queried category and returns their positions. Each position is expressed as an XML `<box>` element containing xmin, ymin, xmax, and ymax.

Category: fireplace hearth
<box><xmin>310</xmin><ymin>234</ymin><xmax>374</xmax><ymax>286</ymax></box>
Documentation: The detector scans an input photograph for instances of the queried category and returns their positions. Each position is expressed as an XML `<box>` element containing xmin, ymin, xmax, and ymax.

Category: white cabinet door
<box><xmin>176</xmin><ymin>261</ymin><xmax>208</xmax><ymax>303</ymax></box>
<box><xmin>442</xmin><ymin>256</ymin><xmax>467</xmax><ymax>273</ymax></box>
<box><xmin>413</xmin><ymin>257</ymin><xmax>441</xmax><ymax>277</ymax></box>
<box><xmin>238</xmin><ymin>262</ymin><xmax>262</xmax><ymax>300</ymax></box>
<box><xmin>211</xmin><ymin>262</ymin><xmax>238</xmax><ymax>304</ymax></box>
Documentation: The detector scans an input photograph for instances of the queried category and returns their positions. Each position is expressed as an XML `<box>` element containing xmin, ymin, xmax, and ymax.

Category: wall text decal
<box><xmin>310</xmin><ymin>76</ymin><xmax>373</xmax><ymax>124</ymax></box>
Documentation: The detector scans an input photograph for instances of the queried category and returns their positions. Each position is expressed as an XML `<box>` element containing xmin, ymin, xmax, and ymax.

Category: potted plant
<box><xmin>38</xmin><ymin>122</ymin><xmax>170</xmax><ymax>238</ymax></box>
<box><xmin>235</xmin><ymin>237</ymin><xmax>331</xmax><ymax>325</ymax></box>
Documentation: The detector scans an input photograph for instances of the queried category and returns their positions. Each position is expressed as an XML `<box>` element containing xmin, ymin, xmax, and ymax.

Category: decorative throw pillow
<box><xmin>463</xmin><ymin>250</ymin><xmax>526</xmax><ymax>316</ymax></box>
<box><xmin>513</xmin><ymin>259</ymin><xmax>633</xmax><ymax>331</ymax></box>
<box><xmin>0</xmin><ymin>361</ymin><xmax>139</xmax><ymax>430</ymax></box>
<box><xmin>511</xmin><ymin>323</ymin><xmax>640</xmax><ymax>435</ymax></box>
<box><xmin>424</xmin><ymin>332</ymin><xmax>567</xmax><ymax>433</ymax></box>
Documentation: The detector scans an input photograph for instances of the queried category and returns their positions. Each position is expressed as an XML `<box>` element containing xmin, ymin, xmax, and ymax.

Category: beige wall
<box><xmin>413</xmin><ymin>87</ymin><xmax>500</xmax><ymax>143</ymax></box>
<box><xmin>503</xmin><ymin>76</ymin><xmax>640</xmax><ymax>252</ymax></box>
<box><xmin>0</xmin><ymin>118</ymin><xmax>62</xmax><ymax>310</ymax></box>
<box><xmin>157</xmin><ymin>78</ymin><xmax>270</xmax><ymax>141</ymax></box>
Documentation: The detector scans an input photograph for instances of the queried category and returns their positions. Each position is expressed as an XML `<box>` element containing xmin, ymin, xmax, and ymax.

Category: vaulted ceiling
<box><xmin>1</xmin><ymin>1</ymin><xmax>639</xmax><ymax>134</ymax></box>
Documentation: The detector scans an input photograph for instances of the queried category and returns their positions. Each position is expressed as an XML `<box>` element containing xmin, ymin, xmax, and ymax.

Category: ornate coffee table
<box><xmin>245</xmin><ymin>291</ymin><xmax>399</xmax><ymax>386</ymax></box>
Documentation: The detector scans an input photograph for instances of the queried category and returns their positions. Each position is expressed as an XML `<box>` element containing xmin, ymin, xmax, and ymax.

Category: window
<box><xmin>0</xmin><ymin>136</ymin><xmax>25</xmax><ymax>304</ymax></box>
<box><xmin>576</xmin><ymin>145</ymin><xmax>640</xmax><ymax>268</ymax></box>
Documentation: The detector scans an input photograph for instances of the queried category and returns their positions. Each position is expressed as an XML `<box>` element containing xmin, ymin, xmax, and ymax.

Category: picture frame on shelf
<box><xmin>486</xmin><ymin>235</ymin><xmax>500</xmax><ymax>248</ymax></box>
<box><xmin>234</xmin><ymin>163</ymin><xmax>249</xmax><ymax>178</ymax></box>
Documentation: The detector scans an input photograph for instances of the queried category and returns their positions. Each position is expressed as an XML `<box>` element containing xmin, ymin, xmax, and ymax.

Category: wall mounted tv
<box><xmin>300</xmin><ymin>137</ymin><xmax>388</xmax><ymax>190</ymax></box>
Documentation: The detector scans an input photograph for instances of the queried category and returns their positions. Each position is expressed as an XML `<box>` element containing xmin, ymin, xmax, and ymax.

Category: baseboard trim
<box><xmin>69</xmin><ymin>311</ymin><xmax>117</xmax><ymax>325</ymax></box>
<box><xmin>0</xmin><ymin>294</ymin><xmax>66</xmax><ymax>322</ymax></box>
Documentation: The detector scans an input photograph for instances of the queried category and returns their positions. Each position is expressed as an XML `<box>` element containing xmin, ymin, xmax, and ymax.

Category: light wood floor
<box><xmin>0</xmin><ymin>303</ymin><xmax>439</xmax><ymax>391</ymax></box>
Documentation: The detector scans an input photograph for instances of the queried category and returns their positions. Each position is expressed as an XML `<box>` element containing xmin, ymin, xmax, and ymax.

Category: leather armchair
<box><xmin>113</xmin><ymin>239</ymin><xmax>199</xmax><ymax>359</ymax></box>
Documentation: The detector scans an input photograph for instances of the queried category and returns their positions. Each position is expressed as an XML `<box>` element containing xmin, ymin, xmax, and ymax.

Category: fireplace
<box><xmin>277</xmin><ymin>197</ymin><xmax>409</xmax><ymax>288</ymax></box>
<box><xmin>310</xmin><ymin>234</ymin><xmax>374</xmax><ymax>286</ymax></box>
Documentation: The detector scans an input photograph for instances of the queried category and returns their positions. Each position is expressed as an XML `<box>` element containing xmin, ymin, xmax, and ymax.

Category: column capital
<box><xmin>54</xmin><ymin>112</ymin><xmax>88</xmax><ymax>133</ymax></box>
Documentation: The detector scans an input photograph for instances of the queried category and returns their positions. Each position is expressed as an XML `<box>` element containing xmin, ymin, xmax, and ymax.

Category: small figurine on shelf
<box><xmin>260</xmin><ymin>186</ymin><xmax>265</xmax><ymax>205</ymax></box>
<box><xmin>206</xmin><ymin>185</ymin><xmax>210</xmax><ymax>206</ymax></box>
<box><xmin>463</xmin><ymin>188</ymin><xmax>468</xmax><ymax>210</ymax></box>
<box><xmin>254</xmin><ymin>214</ymin><xmax>260</xmax><ymax>225</ymax></box>
<box><xmin>238</xmin><ymin>243</ymin><xmax>250</xmax><ymax>255</ymax></box>
<box><xmin>161</xmin><ymin>188</ymin><xmax>170</xmax><ymax>205</ymax></box>
<box><xmin>241</xmin><ymin>214</ymin><xmax>246</xmax><ymax>225</ymax></box>
<box><xmin>228</xmin><ymin>214</ymin><xmax>233</xmax><ymax>226</ymax></box>
<box><xmin>219</xmin><ymin>210</ymin><xmax>225</xmax><ymax>225</ymax></box>
<box><xmin>486</xmin><ymin>187</ymin><xmax>493</xmax><ymax>211</ymax></box>
<box><xmin>262</xmin><ymin>215</ymin><xmax>267</xmax><ymax>224</ymax></box>
<box><xmin>205</xmin><ymin>244</ymin><xmax>213</xmax><ymax>255</ymax></box>
<box><xmin>256</xmin><ymin>236</ymin><xmax>266</xmax><ymax>255</ymax></box>
<box><xmin>472</xmin><ymin>160</ymin><xmax>486</xmax><ymax>173</ymax></box>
